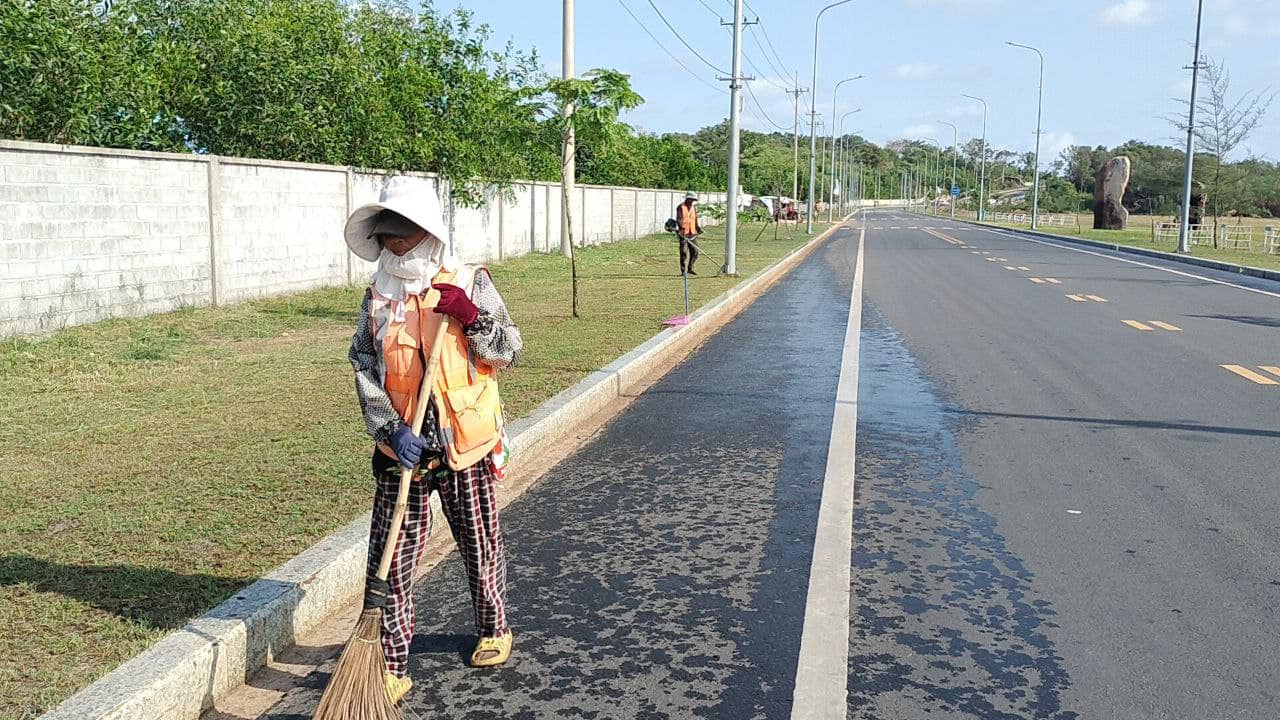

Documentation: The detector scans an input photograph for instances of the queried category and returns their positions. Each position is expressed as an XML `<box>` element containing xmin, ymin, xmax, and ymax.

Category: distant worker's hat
<box><xmin>684</xmin><ymin>192</ymin><xmax>698</xmax><ymax>201</ymax></box>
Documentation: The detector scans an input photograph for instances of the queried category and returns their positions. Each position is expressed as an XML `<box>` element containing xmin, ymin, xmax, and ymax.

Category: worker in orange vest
<box><xmin>676</xmin><ymin>192</ymin><xmax>703</xmax><ymax>275</ymax></box>
<box><xmin>344</xmin><ymin>176</ymin><xmax>522</xmax><ymax>705</ymax></box>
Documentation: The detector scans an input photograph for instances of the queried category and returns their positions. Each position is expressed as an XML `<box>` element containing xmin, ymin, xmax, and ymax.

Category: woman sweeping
<box><xmin>344</xmin><ymin>176</ymin><xmax>521</xmax><ymax>704</ymax></box>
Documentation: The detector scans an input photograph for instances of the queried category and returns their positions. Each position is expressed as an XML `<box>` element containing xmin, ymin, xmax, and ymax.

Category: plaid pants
<box><xmin>367</xmin><ymin>459</ymin><xmax>509</xmax><ymax>675</ymax></box>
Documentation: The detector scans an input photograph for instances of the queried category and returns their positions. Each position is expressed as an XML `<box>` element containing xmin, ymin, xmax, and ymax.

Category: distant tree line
<box><xmin>4</xmin><ymin>1</ymin><xmax>1275</xmax><ymax>218</ymax></box>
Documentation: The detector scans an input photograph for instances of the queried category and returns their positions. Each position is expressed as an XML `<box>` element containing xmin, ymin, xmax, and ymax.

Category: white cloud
<box><xmin>903</xmin><ymin>123</ymin><xmax>939</xmax><ymax>139</ymax></box>
<box><xmin>1099</xmin><ymin>0</ymin><xmax>1158</xmax><ymax>27</ymax></box>
<box><xmin>1223</xmin><ymin>11</ymin><xmax>1280</xmax><ymax>37</ymax></box>
<box><xmin>893</xmin><ymin>63</ymin><xmax>939</xmax><ymax>79</ymax></box>
<box><xmin>1041</xmin><ymin>131</ymin><xmax>1079</xmax><ymax>159</ymax></box>
<box><xmin>944</xmin><ymin>104</ymin><xmax>985</xmax><ymax>119</ymax></box>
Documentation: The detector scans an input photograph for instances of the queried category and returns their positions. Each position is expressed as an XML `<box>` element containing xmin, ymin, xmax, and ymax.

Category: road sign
<box><xmin>951</xmin><ymin>186</ymin><xmax>961</xmax><ymax>197</ymax></box>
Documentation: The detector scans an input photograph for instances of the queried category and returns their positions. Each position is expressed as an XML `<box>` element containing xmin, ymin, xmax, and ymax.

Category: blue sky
<box><xmin>464</xmin><ymin>0</ymin><xmax>1279</xmax><ymax>163</ymax></box>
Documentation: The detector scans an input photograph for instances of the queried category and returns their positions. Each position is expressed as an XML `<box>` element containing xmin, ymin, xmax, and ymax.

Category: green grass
<box><xmin>969</xmin><ymin>211</ymin><xmax>1280</xmax><ymax>272</ymax></box>
<box><xmin>0</xmin><ymin>220</ymin><xmax>832</xmax><ymax>719</ymax></box>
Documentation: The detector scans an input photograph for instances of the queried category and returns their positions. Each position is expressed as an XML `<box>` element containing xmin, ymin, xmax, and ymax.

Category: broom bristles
<box><xmin>313</xmin><ymin>608</ymin><xmax>405</xmax><ymax>720</ymax></box>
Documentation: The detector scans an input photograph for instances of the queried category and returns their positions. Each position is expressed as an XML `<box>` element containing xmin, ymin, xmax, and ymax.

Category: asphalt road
<box><xmin>850</xmin><ymin>210</ymin><xmax>1279</xmax><ymax>719</ymax></box>
<box><xmin>258</xmin><ymin>210</ymin><xmax>1280</xmax><ymax>719</ymax></box>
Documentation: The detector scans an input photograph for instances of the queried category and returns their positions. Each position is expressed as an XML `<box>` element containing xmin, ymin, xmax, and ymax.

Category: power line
<box><xmin>645</xmin><ymin>0</ymin><xmax>729</xmax><ymax>75</ymax></box>
<box><xmin>616</xmin><ymin>0</ymin><xmax>726</xmax><ymax>96</ymax></box>
<box><xmin>747</xmin><ymin>26</ymin><xmax>790</xmax><ymax>85</ymax></box>
<box><xmin>738</xmin><ymin>44</ymin><xmax>789</xmax><ymax>93</ymax></box>
<box><xmin>695</xmin><ymin>0</ymin><xmax>722</xmax><ymax>20</ymax></box>
<box><xmin>745</xmin><ymin>80</ymin><xmax>791</xmax><ymax>132</ymax></box>
<box><xmin>739</xmin><ymin>0</ymin><xmax>792</xmax><ymax>86</ymax></box>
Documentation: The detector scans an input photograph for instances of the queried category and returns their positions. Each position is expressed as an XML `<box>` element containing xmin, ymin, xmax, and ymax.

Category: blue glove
<box><xmin>389</xmin><ymin>424</ymin><xmax>431</xmax><ymax>469</ymax></box>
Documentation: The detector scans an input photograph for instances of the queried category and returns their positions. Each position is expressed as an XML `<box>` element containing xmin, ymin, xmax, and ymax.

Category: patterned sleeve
<box><xmin>349</xmin><ymin>288</ymin><xmax>401</xmax><ymax>444</ymax></box>
<box><xmin>465</xmin><ymin>269</ymin><xmax>523</xmax><ymax>369</ymax></box>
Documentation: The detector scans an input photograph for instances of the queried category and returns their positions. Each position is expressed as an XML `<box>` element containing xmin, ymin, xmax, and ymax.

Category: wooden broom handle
<box><xmin>375</xmin><ymin>313</ymin><xmax>452</xmax><ymax>581</ymax></box>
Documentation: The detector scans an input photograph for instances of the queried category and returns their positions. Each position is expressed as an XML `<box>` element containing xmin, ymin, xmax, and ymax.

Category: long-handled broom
<box><xmin>313</xmin><ymin>314</ymin><xmax>452</xmax><ymax>720</ymax></box>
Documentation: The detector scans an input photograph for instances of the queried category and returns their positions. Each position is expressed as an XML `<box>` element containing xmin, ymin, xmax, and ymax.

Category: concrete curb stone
<box><xmin>41</xmin><ymin>215</ymin><xmax>856</xmax><ymax>720</ymax></box>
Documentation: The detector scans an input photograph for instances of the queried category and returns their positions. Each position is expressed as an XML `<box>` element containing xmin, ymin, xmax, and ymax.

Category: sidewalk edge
<box><xmin>41</xmin><ymin>216</ymin><xmax>855</xmax><ymax>720</ymax></box>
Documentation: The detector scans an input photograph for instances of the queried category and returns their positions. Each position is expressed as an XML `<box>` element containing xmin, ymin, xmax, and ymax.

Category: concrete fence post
<box><xmin>634</xmin><ymin>189</ymin><xmax>640</xmax><ymax>239</ymax></box>
<box><xmin>344</xmin><ymin>167</ymin><xmax>355</xmax><ymax>284</ymax></box>
<box><xmin>609</xmin><ymin>187</ymin><xmax>616</xmax><ymax>243</ymax></box>
<box><xmin>497</xmin><ymin>188</ymin><xmax>506</xmax><ymax>261</ymax></box>
<box><xmin>206</xmin><ymin>156</ymin><xmax>223</xmax><ymax>306</ymax></box>
<box><xmin>529</xmin><ymin>184</ymin><xmax>537</xmax><ymax>253</ymax></box>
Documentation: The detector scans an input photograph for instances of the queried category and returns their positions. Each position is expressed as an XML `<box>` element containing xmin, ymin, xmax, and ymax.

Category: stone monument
<box><xmin>1093</xmin><ymin>156</ymin><xmax>1131</xmax><ymax>230</ymax></box>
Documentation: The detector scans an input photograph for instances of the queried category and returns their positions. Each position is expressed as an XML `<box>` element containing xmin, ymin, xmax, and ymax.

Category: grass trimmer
<box><xmin>313</xmin><ymin>314</ymin><xmax>452</xmax><ymax>720</ymax></box>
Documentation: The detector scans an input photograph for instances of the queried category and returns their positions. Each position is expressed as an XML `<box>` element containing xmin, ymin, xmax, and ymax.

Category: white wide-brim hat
<box><xmin>344</xmin><ymin>176</ymin><xmax>450</xmax><ymax>261</ymax></box>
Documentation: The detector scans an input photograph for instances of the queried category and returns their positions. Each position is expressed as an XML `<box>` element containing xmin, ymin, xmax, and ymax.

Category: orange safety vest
<box><xmin>678</xmin><ymin>203</ymin><xmax>698</xmax><ymax>236</ymax></box>
<box><xmin>370</xmin><ymin>267</ymin><xmax>504</xmax><ymax>472</ymax></box>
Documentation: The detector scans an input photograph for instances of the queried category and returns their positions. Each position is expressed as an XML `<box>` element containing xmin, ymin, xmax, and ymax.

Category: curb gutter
<box><xmin>947</xmin><ymin>214</ymin><xmax>1280</xmax><ymax>283</ymax></box>
<box><xmin>42</xmin><ymin>215</ymin><xmax>857</xmax><ymax>720</ymax></box>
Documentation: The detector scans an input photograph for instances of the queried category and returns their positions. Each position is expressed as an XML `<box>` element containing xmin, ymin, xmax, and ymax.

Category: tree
<box><xmin>541</xmin><ymin>69</ymin><xmax>642</xmax><ymax>318</ymax></box>
<box><xmin>1169</xmin><ymin>55</ymin><xmax>1274</xmax><ymax>243</ymax></box>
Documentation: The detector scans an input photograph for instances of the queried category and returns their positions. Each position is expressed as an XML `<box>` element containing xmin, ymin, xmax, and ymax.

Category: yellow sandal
<box><xmin>384</xmin><ymin>672</ymin><xmax>413</xmax><ymax>704</ymax></box>
<box><xmin>470</xmin><ymin>630</ymin><xmax>514</xmax><ymax>668</ymax></box>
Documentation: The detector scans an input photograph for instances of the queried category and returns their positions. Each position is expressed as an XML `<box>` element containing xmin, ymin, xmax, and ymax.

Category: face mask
<box><xmin>373</xmin><ymin>236</ymin><xmax>446</xmax><ymax>303</ymax></box>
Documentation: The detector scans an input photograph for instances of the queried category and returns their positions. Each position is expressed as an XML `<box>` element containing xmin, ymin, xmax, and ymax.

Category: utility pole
<box><xmin>720</xmin><ymin>0</ymin><xmax>754</xmax><ymax>276</ymax></box>
<box><xmin>963</xmin><ymin>94</ymin><xmax>988</xmax><ymax>221</ymax></box>
<box><xmin>807</xmin><ymin>0</ymin><xmax>855</xmax><ymax>233</ymax></box>
<box><xmin>789</xmin><ymin>74</ymin><xmax>808</xmax><ymax>203</ymax></box>
<box><xmin>560</xmin><ymin>0</ymin><xmax>574</xmax><ymax>257</ymax></box>
<box><xmin>1177</xmin><ymin>0</ymin><xmax>1205</xmax><ymax>254</ymax></box>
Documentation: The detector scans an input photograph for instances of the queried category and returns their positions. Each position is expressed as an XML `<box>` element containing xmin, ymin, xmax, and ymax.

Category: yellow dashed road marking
<box><xmin>1260</xmin><ymin>366</ymin><xmax>1280</xmax><ymax>379</ymax></box>
<box><xmin>1017</xmin><ymin>266</ymin><xmax>1031</xmax><ymax>271</ymax></box>
<box><xmin>1149</xmin><ymin>321</ymin><xmax>1182</xmax><ymax>332</ymax></box>
<box><xmin>1066</xmin><ymin>294</ymin><xmax>1087</xmax><ymax>302</ymax></box>
<box><xmin>1004</xmin><ymin>266</ymin><xmax>1017</xmax><ymax>270</ymax></box>
<box><xmin>1123</xmin><ymin>320</ymin><xmax>1153</xmax><ymax>331</ymax></box>
<box><xmin>1029</xmin><ymin>278</ymin><xmax>1047</xmax><ymax>284</ymax></box>
<box><xmin>1045</xmin><ymin>278</ymin><xmax>1062</xmax><ymax>284</ymax></box>
<box><xmin>1221</xmin><ymin>365</ymin><xmax>1280</xmax><ymax>385</ymax></box>
<box><xmin>986</xmin><ymin>257</ymin><xmax>999</xmax><ymax>262</ymax></box>
<box><xmin>1085</xmin><ymin>295</ymin><xmax>1108</xmax><ymax>303</ymax></box>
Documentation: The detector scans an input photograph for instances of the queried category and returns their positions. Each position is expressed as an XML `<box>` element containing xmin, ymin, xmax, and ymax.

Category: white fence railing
<box><xmin>1219</xmin><ymin>225</ymin><xmax>1255</xmax><ymax>250</ymax></box>
<box><xmin>1154</xmin><ymin>222</ymin><xmax>1213</xmax><ymax>246</ymax></box>
<box><xmin>983</xmin><ymin>211</ymin><xmax>1079</xmax><ymax>229</ymax></box>
<box><xmin>1266</xmin><ymin>227</ymin><xmax>1280</xmax><ymax>255</ymax></box>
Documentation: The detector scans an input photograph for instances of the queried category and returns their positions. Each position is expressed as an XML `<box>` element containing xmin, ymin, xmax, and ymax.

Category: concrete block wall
<box><xmin>217</xmin><ymin>161</ymin><xmax>350</xmax><ymax>303</ymax></box>
<box><xmin>0</xmin><ymin>143</ymin><xmax>211</xmax><ymax>336</ymax></box>
<box><xmin>0</xmin><ymin>139</ymin><xmax>727</xmax><ymax>338</ymax></box>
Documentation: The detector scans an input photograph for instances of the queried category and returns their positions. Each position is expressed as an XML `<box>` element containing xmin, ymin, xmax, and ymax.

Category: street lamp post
<box><xmin>939</xmin><ymin>120</ymin><xmax>958</xmax><ymax>219</ymax></box>
<box><xmin>962</xmin><ymin>94</ymin><xmax>988</xmax><ymax>221</ymax></box>
<box><xmin>828</xmin><ymin>78</ymin><xmax>864</xmax><ymax>222</ymax></box>
<box><xmin>807</xmin><ymin>0</ymin><xmax>856</xmax><ymax>233</ymax></box>
<box><xmin>836</xmin><ymin>107</ymin><xmax>862</xmax><ymax>218</ymax></box>
<box><xmin>1177</xmin><ymin>0</ymin><xmax>1205</xmax><ymax>254</ymax></box>
<box><xmin>1007</xmin><ymin>41</ymin><xmax>1044</xmax><ymax>230</ymax></box>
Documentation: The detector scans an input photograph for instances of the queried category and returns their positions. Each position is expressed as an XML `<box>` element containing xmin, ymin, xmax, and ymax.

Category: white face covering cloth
<box><xmin>373</xmin><ymin>236</ymin><xmax>448</xmax><ymax>302</ymax></box>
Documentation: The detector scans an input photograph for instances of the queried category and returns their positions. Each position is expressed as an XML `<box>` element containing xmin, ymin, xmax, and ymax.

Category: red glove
<box><xmin>432</xmin><ymin>283</ymin><xmax>479</xmax><ymax>326</ymax></box>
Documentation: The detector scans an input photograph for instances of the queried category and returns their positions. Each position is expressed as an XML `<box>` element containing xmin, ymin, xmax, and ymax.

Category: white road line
<box><xmin>978</xmin><ymin>226</ymin><xmax>1280</xmax><ymax>301</ymax></box>
<box><xmin>790</xmin><ymin>223</ymin><xmax>864</xmax><ymax>720</ymax></box>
